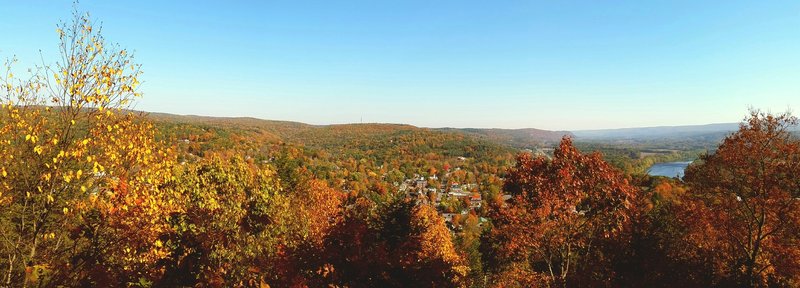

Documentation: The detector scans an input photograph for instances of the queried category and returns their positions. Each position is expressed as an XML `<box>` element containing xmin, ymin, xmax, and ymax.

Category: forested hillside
<box><xmin>437</xmin><ymin>127</ymin><xmax>572</xmax><ymax>148</ymax></box>
<box><xmin>148</xmin><ymin>114</ymin><xmax>518</xmax><ymax>201</ymax></box>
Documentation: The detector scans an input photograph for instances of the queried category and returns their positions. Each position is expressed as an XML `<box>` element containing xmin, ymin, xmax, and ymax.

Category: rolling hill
<box><xmin>146</xmin><ymin>112</ymin><xmax>570</xmax><ymax>150</ymax></box>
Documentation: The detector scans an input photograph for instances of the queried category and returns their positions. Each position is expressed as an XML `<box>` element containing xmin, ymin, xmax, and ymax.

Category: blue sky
<box><xmin>2</xmin><ymin>1</ymin><xmax>799</xmax><ymax>130</ymax></box>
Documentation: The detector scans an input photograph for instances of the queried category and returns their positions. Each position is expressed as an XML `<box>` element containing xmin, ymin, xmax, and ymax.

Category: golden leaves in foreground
<box><xmin>0</xmin><ymin>9</ymin><xmax>156</xmax><ymax>286</ymax></box>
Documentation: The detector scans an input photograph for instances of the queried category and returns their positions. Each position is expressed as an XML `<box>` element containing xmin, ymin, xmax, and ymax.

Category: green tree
<box><xmin>158</xmin><ymin>157</ymin><xmax>291</xmax><ymax>287</ymax></box>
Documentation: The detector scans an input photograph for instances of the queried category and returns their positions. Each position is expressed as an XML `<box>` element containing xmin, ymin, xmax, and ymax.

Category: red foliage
<box><xmin>486</xmin><ymin>137</ymin><xmax>638</xmax><ymax>287</ymax></box>
<box><xmin>683</xmin><ymin>111</ymin><xmax>800</xmax><ymax>287</ymax></box>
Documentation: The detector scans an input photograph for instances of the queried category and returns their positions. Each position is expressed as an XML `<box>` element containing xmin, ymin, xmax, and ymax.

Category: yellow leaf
<box><xmin>46</xmin><ymin>195</ymin><xmax>54</xmax><ymax>203</ymax></box>
<box><xmin>1</xmin><ymin>168</ymin><xmax>6</xmax><ymax>177</ymax></box>
<box><xmin>25</xmin><ymin>134</ymin><xmax>31</xmax><ymax>141</ymax></box>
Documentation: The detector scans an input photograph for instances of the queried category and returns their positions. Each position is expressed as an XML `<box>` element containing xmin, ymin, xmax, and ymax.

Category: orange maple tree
<box><xmin>485</xmin><ymin>137</ymin><xmax>638</xmax><ymax>287</ymax></box>
<box><xmin>318</xmin><ymin>196</ymin><xmax>468</xmax><ymax>287</ymax></box>
<box><xmin>683</xmin><ymin>111</ymin><xmax>800</xmax><ymax>287</ymax></box>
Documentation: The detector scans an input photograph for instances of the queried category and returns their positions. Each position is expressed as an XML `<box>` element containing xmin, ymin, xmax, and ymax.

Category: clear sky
<box><xmin>2</xmin><ymin>1</ymin><xmax>799</xmax><ymax>130</ymax></box>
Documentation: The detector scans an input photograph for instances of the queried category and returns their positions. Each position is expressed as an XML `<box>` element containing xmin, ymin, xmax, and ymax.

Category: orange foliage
<box><xmin>683</xmin><ymin>111</ymin><xmax>800</xmax><ymax>287</ymax></box>
<box><xmin>486</xmin><ymin>137</ymin><xmax>638</xmax><ymax>287</ymax></box>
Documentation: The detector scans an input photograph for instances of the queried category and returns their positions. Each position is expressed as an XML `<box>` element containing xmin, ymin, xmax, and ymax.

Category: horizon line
<box><xmin>140</xmin><ymin>108</ymin><xmax>744</xmax><ymax>132</ymax></box>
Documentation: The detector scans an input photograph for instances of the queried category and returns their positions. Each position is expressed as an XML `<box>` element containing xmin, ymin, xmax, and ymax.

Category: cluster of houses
<box><xmin>398</xmin><ymin>174</ymin><xmax>483</xmax><ymax>228</ymax></box>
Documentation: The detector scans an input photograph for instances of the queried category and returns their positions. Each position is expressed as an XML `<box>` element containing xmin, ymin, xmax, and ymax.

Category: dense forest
<box><xmin>1</xmin><ymin>12</ymin><xmax>799</xmax><ymax>288</ymax></box>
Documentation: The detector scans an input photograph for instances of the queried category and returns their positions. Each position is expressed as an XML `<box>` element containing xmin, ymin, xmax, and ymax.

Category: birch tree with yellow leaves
<box><xmin>0</xmin><ymin>10</ymin><xmax>178</xmax><ymax>286</ymax></box>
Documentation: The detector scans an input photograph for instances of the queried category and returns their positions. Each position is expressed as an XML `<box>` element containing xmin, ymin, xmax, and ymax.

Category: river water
<box><xmin>647</xmin><ymin>161</ymin><xmax>692</xmax><ymax>178</ymax></box>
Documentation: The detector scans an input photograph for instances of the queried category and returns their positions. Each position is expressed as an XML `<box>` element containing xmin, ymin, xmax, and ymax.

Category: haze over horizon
<box><xmin>147</xmin><ymin>109</ymin><xmax>746</xmax><ymax>132</ymax></box>
<box><xmin>2</xmin><ymin>1</ymin><xmax>799</xmax><ymax>130</ymax></box>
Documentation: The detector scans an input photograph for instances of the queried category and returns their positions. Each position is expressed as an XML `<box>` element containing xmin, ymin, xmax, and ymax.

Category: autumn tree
<box><xmin>454</xmin><ymin>212</ymin><xmax>486</xmax><ymax>288</ymax></box>
<box><xmin>62</xmin><ymin>116</ymin><xmax>177</xmax><ymax>286</ymax></box>
<box><xmin>603</xmin><ymin>175</ymin><xmax>716</xmax><ymax>287</ymax></box>
<box><xmin>267</xmin><ymin>178</ymin><xmax>344</xmax><ymax>287</ymax></box>
<box><xmin>155</xmin><ymin>156</ymin><xmax>294</xmax><ymax>287</ymax></box>
<box><xmin>0</xmin><ymin>9</ymin><xmax>179</xmax><ymax>286</ymax></box>
<box><xmin>319</xmin><ymin>195</ymin><xmax>468</xmax><ymax>287</ymax></box>
<box><xmin>483</xmin><ymin>137</ymin><xmax>638</xmax><ymax>287</ymax></box>
<box><xmin>683</xmin><ymin>110</ymin><xmax>800</xmax><ymax>287</ymax></box>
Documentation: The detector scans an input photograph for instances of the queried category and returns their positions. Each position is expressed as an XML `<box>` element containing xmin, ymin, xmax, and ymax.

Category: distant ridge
<box><xmin>144</xmin><ymin>111</ymin><xmax>790</xmax><ymax>146</ymax></box>
<box><xmin>572</xmin><ymin>123</ymin><xmax>740</xmax><ymax>140</ymax></box>
<box><xmin>145</xmin><ymin>112</ymin><xmax>570</xmax><ymax>148</ymax></box>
